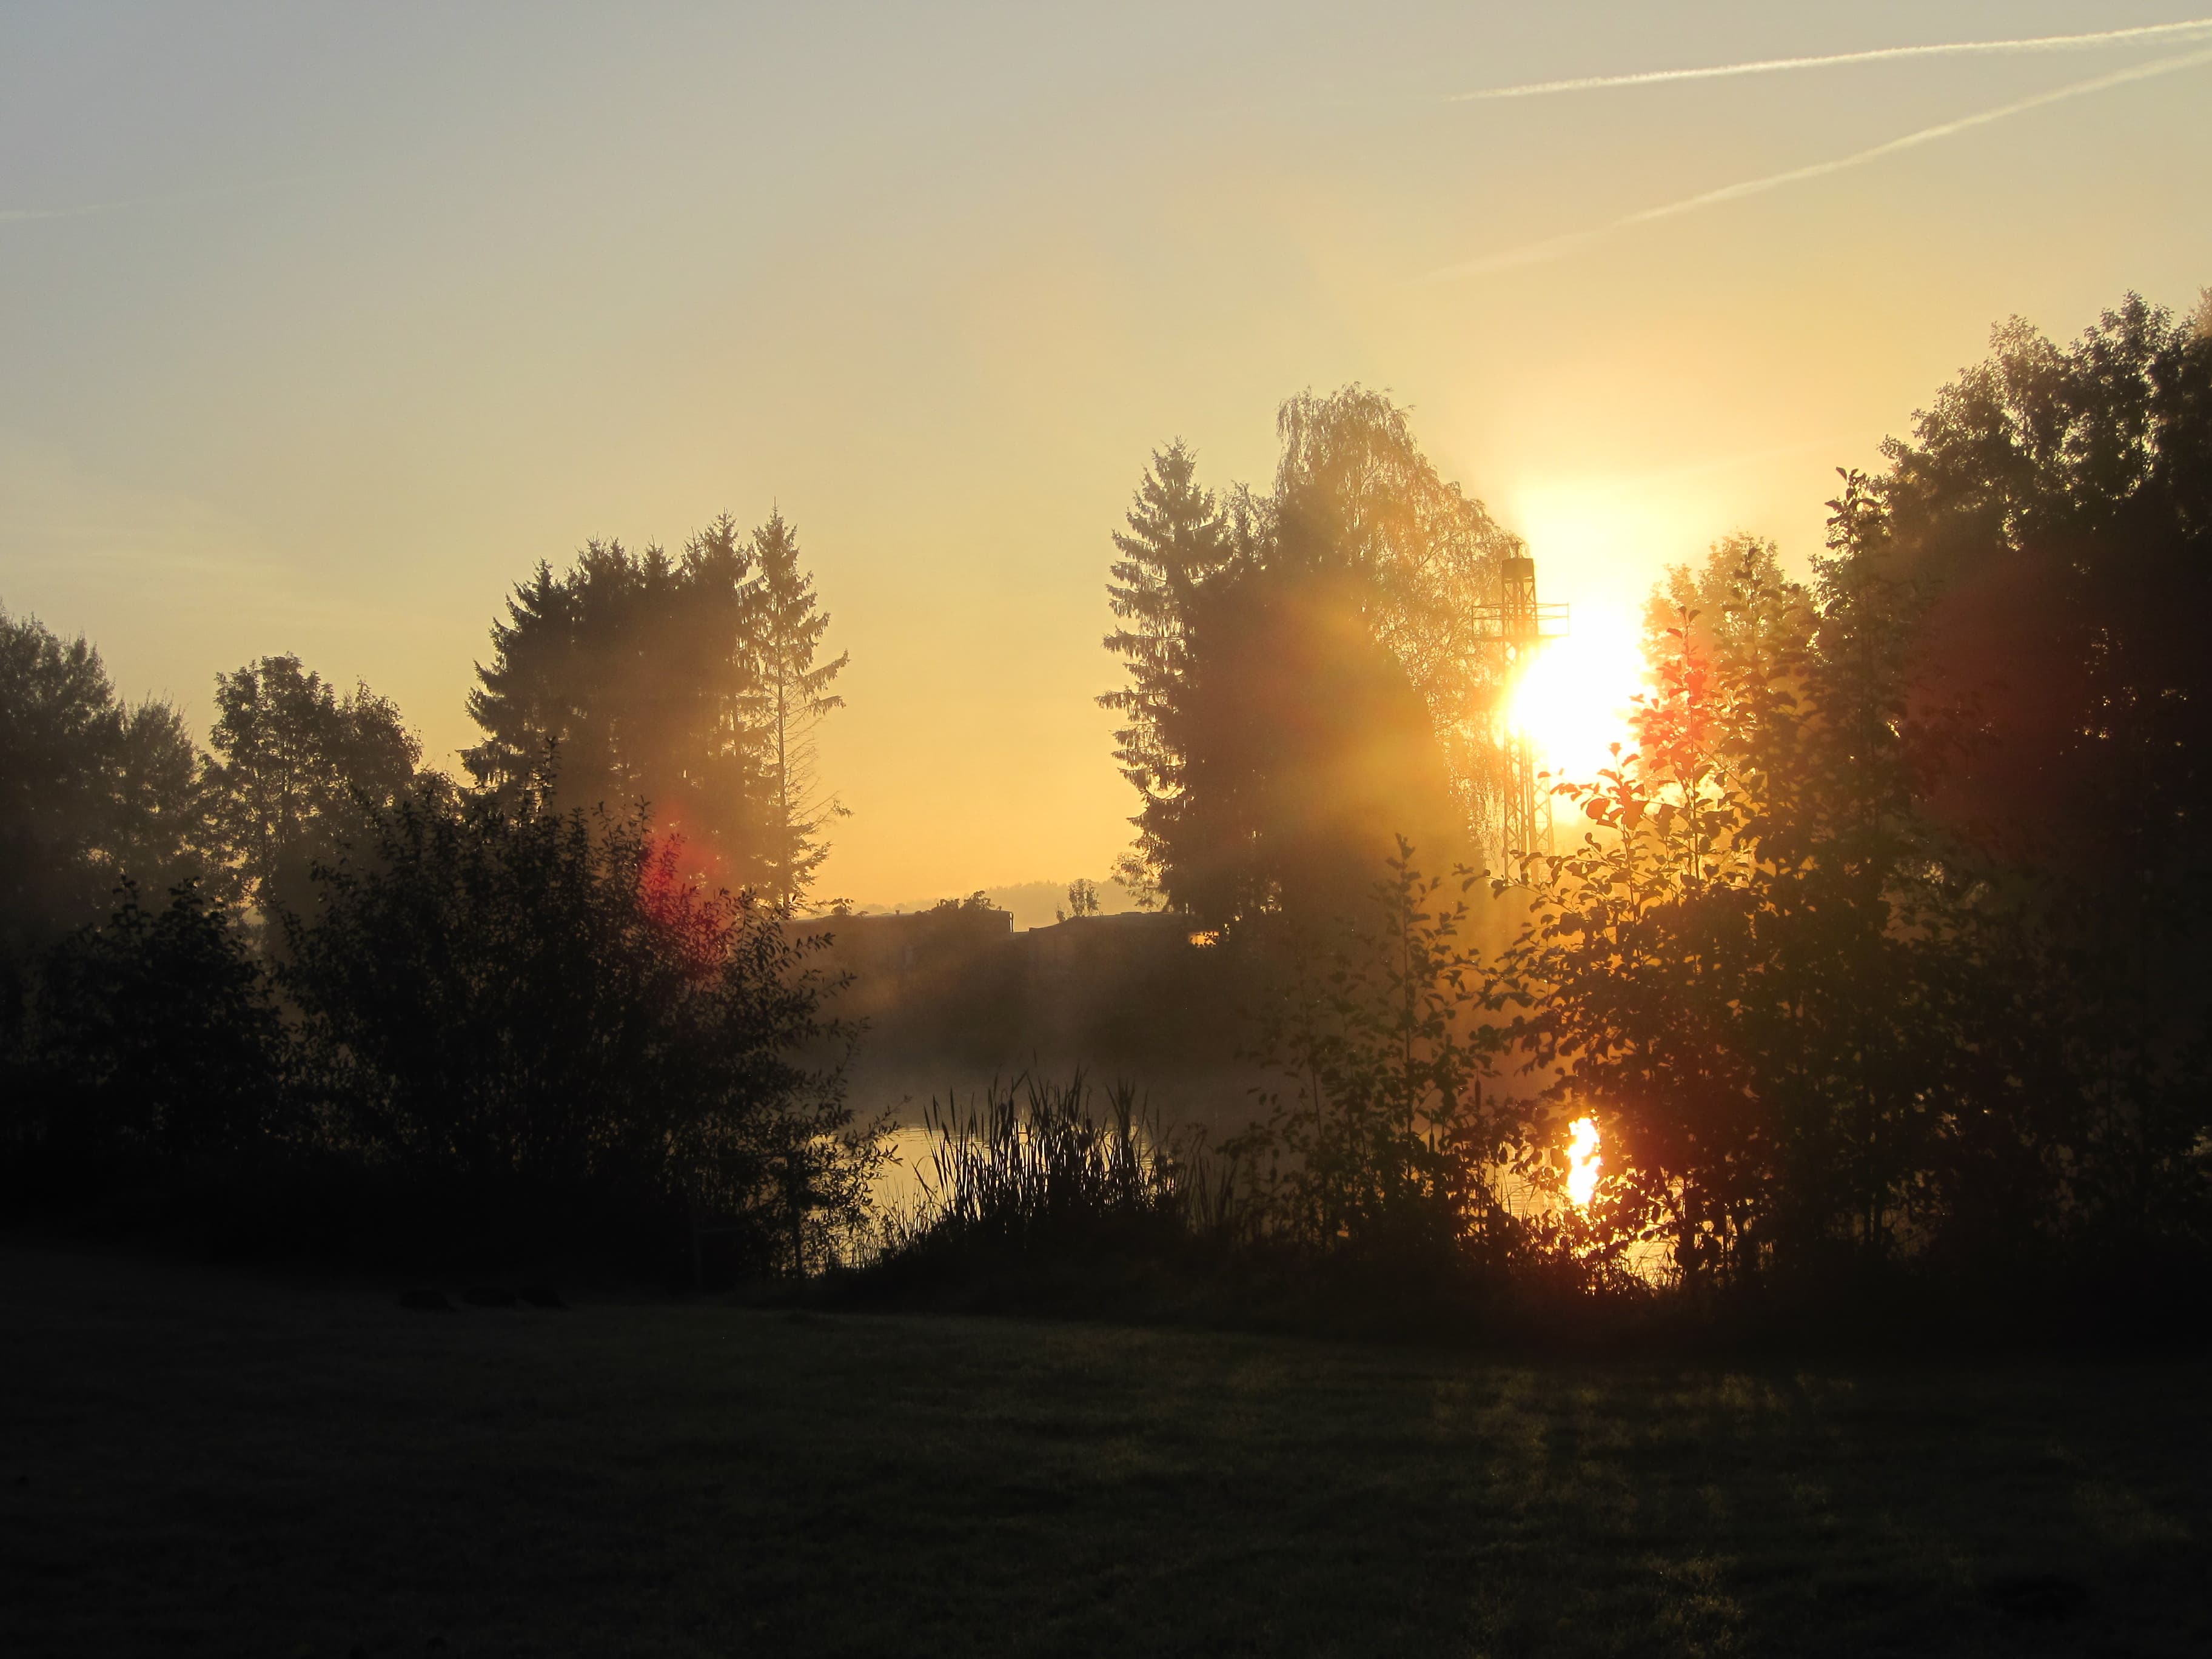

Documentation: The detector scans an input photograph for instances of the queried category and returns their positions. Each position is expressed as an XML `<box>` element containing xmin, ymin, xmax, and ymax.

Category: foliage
<box><xmin>0</xmin><ymin>606</ymin><xmax>207</xmax><ymax>966</ymax></box>
<box><xmin>281</xmin><ymin>781</ymin><xmax>880</xmax><ymax>1271</ymax></box>
<box><xmin>1067</xmin><ymin>318</ymin><xmax>2212</xmax><ymax>1308</ymax></box>
<box><xmin>11</xmin><ymin>289</ymin><xmax>2211</xmax><ymax>1319</ymax></box>
<box><xmin>1226</xmin><ymin>844</ymin><xmax>1523</xmax><ymax>1267</ymax></box>
<box><xmin>15</xmin><ymin>879</ymin><xmax>289</xmax><ymax>1166</ymax></box>
<box><xmin>1060</xmin><ymin>876</ymin><xmax>1100</xmax><ymax>920</ymax></box>
<box><xmin>1101</xmin><ymin>391</ymin><xmax>1522</xmax><ymax>928</ymax></box>
<box><xmin>464</xmin><ymin>512</ymin><xmax>847</xmax><ymax>906</ymax></box>
<box><xmin>931</xmin><ymin>889</ymin><xmax>997</xmax><ymax>913</ymax></box>
<box><xmin>742</xmin><ymin>511</ymin><xmax>849</xmax><ymax>909</ymax></box>
<box><xmin>1101</xmin><ymin>440</ymin><xmax>1235</xmax><ymax>896</ymax></box>
<box><xmin>1205</xmin><ymin>471</ymin><xmax>2209</xmax><ymax>1299</ymax></box>
<box><xmin>1498</xmin><ymin>660</ymin><xmax>1972</xmax><ymax>1285</ymax></box>
<box><xmin>1495</xmin><ymin>518</ymin><xmax>2209</xmax><ymax>1286</ymax></box>
<box><xmin>106</xmin><ymin>701</ymin><xmax>210</xmax><ymax>905</ymax></box>
<box><xmin>1849</xmin><ymin>293</ymin><xmax>2212</xmax><ymax>891</ymax></box>
<box><xmin>466</xmin><ymin>528</ymin><xmax>763</xmax><ymax>883</ymax></box>
<box><xmin>1821</xmin><ymin>293</ymin><xmax>2212</xmax><ymax>1260</ymax></box>
<box><xmin>203</xmin><ymin>654</ymin><xmax>418</xmax><ymax>914</ymax></box>
<box><xmin>859</xmin><ymin>1071</ymin><xmax>1248</xmax><ymax>1319</ymax></box>
<box><xmin>1154</xmin><ymin>525</ymin><xmax>1472</xmax><ymax>928</ymax></box>
<box><xmin>1272</xmin><ymin>386</ymin><xmax>1526</xmax><ymax>831</ymax></box>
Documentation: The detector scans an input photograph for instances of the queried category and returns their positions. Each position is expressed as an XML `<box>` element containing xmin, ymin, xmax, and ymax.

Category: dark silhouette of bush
<box><xmin>280</xmin><ymin>780</ymin><xmax>881</xmax><ymax>1273</ymax></box>
<box><xmin>12</xmin><ymin>879</ymin><xmax>288</xmax><ymax>1179</ymax></box>
<box><xmin>1823</xmin><ymin>295</ymin><xmax>2212</xmax><ymax>1267</ymax></box>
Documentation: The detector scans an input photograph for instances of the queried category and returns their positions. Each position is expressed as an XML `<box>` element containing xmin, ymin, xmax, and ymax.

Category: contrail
<box><xmin>1</xmin><ymin>175</ymin><xmax>299</xmax><ymax>227</ymax></box>
<box><xmin>1420</xmin><ymin>44</ymin><xmax>2212</xmax><ymax>283</ymax></box>
<box><xmin>0</xmin><ymin>201</ymin><xmax>121</xmax><ymax>224</ymax></box>
<box><xmin>1450</xmin><ymin>16</ymin><xmax>2212</xmax><ymax>101</ymax></box>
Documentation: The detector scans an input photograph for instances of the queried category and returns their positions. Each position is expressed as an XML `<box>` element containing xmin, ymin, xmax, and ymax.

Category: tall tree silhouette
<box><xmin>1158</xmin><ymin>507</ymin><xmax>1470</xmax><ymax>929</ymax></box>
<box><xmin>1101</xmin><ymin>441</ymin><xmax>1233</xmax><ymax>899</ymax></box>
<box><xmin>0</xmin><ymin>606</ymin><xmax>207</xmax><ymax>964</ymax></box>
<box><xmin>1822</xmin><ymin>290</ymin><xmax>2212</xmax><ymax>1241</ymax></box>
<box><xmin>1101</xmin><ymin>390</ymin><xmax>1517</xmax><ymax>928</ymax></box>
<box><xmin>204</xmin><ymin>655</ymin><xmax>418</xmax><ymax>915</ymax></box>
<box><xmin>1828</xmin><ymin>295</ymin><xmax>2212</xmax><ymax>890</ymax></box>
<box><xmin>465</xmin><ymin>522</ymin><xmax>766</xmax><ymax>888</ymax></box>
<box><xmin>1273</xmin><ymin>387</ymin><xmax>1527</xmax><ymax>848</ymax></box>
<box><xmin>743</xmin><ymin>512</ymin><xmax>846</xmax><ymax>911</ymax></box>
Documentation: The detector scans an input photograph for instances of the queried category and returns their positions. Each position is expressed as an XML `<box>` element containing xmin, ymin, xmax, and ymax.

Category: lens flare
<box><xmin>1564</xmin><ymin>1116</ymin><xmax>1601</xmax><ymax>1208</ymax></box>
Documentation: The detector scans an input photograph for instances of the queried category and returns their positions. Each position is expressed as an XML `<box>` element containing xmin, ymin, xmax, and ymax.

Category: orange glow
<box><xmin>1564</xmin><ymin>1116</ymin><xmax>1602</xmax><ymax>1208</ymax></box>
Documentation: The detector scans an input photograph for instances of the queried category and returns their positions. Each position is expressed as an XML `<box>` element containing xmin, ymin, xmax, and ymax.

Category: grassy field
<box><xmin>3</xmin><ymin>1244</ymin><xmax>2206</xmax><ymax>1658</ymax></box>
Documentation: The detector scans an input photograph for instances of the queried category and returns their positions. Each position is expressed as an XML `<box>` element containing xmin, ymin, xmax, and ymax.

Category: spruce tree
<box><xmin>744</xmin><ymin>512</ymin><xmax>846</xmax><ymax>911</ymax></box>
<box><xmin>464</xmin><ymin>527</ymin><xmax>768</xmax><ymax>889</ymax></box>
<box><xmin>1098</xmin><ymin>441</ymin><xmax>1229</xmax><ymax>898</ymax></box>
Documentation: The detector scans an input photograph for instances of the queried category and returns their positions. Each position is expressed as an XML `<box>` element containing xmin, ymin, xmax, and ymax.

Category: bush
<box><xmin>11</xmin><ymin>880</ymin><xmax>287</xmax><ymax>1174</ymax></box>
<box><xmin>281</xmin><ymin>782</ymin><xmax>880</xmax><ymax>1273</ymax></box>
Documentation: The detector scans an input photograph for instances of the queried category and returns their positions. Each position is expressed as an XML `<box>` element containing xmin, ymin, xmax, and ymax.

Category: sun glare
<box><xmin>1501</xmin><ymin>602</ymin><xmax>1644</xmax><ymax>785</ymax></box>
<box><xmin>1564</xmin><ymin>1116</ymin><xmax>1602</xmax><ymax>1208</ymax></box>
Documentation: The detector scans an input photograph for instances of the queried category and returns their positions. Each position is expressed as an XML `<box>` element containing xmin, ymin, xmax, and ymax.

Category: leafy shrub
<box><xmin>281</xmin><ymin>782</ymin><xmax>881</xmax><ymax>1272</ymax></box>
<box><xmin>13</xmin><ymin>879</ymin><xmax>288</xmax><ymax>1171</ymax></box>
<box><xmin>1227</xmin><ymin>847</ymin><xmax>1526</xmax><ymax>1268</ymax></box>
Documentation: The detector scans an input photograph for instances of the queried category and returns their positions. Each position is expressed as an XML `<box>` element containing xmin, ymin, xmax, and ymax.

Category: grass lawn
<box><xmin>3</xmin><ymin>1243</ymin><xmax>2206</xmax><ymax>1657</ymax></box>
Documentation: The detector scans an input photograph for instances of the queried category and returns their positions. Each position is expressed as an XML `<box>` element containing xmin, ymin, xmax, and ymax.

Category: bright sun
<box><xmin>1565</xmin><ymin>1117</ymin><xmax>1602</xmax><ymax>1208</ymax></box>
<box><xmin>1501</xmin><ymin>601</ymin><xmax>1645</xmax><ymax>785</ymax></box>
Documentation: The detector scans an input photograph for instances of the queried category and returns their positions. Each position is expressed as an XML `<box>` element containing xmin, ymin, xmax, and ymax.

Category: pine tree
<box><xmin>1098</xmin><ymin>442</ymin><xmax>1230</xmax><ymax>898</ymax></box>
<box><xmin>744</xmin><ymin>512</ymin><xmax>846</xmax><ymax>911</ymax></box>
<box><xmin>674</xmin><ymin>514</ymin><xmax>771</xmax><ymax>875</ymax></box>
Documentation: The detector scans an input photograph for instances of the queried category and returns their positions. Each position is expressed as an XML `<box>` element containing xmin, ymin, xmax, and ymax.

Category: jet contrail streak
<box><xmin>1419</xmin><ymin>45</ymin><xmax>2212</xmax><ymax>283</ymax></box>
<box><xmin>1</xmin><ymin>175</ymin><xmax>301</xmax><ymax>227</ymax></box>
<box><xmin>1450</xmin><ymin>16</ymin><xmax>2212</xmax><ymax>101</ymax></box>
<box><xmin>0</xmin><ymin>202</ymin><xmax>118</xmax><ymax>224</ymax></box>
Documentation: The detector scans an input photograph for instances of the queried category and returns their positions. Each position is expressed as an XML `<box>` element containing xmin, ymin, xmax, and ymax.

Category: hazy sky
<box><xmin>5</xmin><ymin>2</ymin><xmax>2209</xmax><ymax>904</ymax></box>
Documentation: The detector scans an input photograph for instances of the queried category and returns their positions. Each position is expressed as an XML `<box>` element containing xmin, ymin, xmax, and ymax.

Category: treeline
<box><xmin>964</xmin><ymin>289</ymin><xmax>2212</xmax><ymax>1324</ymax></box>
<box><xmin>10</xmin><ymin>289</ymin><xmax>2211</xmax><ymax>1328</ymax></box>
<box><xmin>1</xmin><ymin>512</ymin><xmax>866</xmax><ymax>1274</ymax></box>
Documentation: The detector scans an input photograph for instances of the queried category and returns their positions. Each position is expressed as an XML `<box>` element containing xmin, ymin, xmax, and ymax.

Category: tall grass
<box><xmin>857</xmin><ymin>1073</ymin><xmax>1239</xmax><ymax>1309</ymax></box>
<box><xmin>912</xmin><ymin>1073</ymin><xmax>1220</xmax><ymax>1241</ymax></box>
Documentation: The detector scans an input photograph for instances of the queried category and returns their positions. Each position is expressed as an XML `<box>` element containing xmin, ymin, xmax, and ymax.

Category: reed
<box><xmin>861</xmin><ymin>1071</ymin><xmax>1252</xmax><ymax>1307</ymax></box>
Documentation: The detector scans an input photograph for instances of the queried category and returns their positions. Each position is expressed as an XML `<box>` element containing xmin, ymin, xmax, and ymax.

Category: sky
<box><xmin>4</xmin><ymin>2</ymin><xmax>2210</xmax><ymax>907</ymax></box>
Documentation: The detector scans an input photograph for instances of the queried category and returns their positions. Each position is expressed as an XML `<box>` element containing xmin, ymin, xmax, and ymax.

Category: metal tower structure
<box><xmin>1473</xmin><ymin>555</ymin><xmax>1567</xmax><ymax>867</ymax></box>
